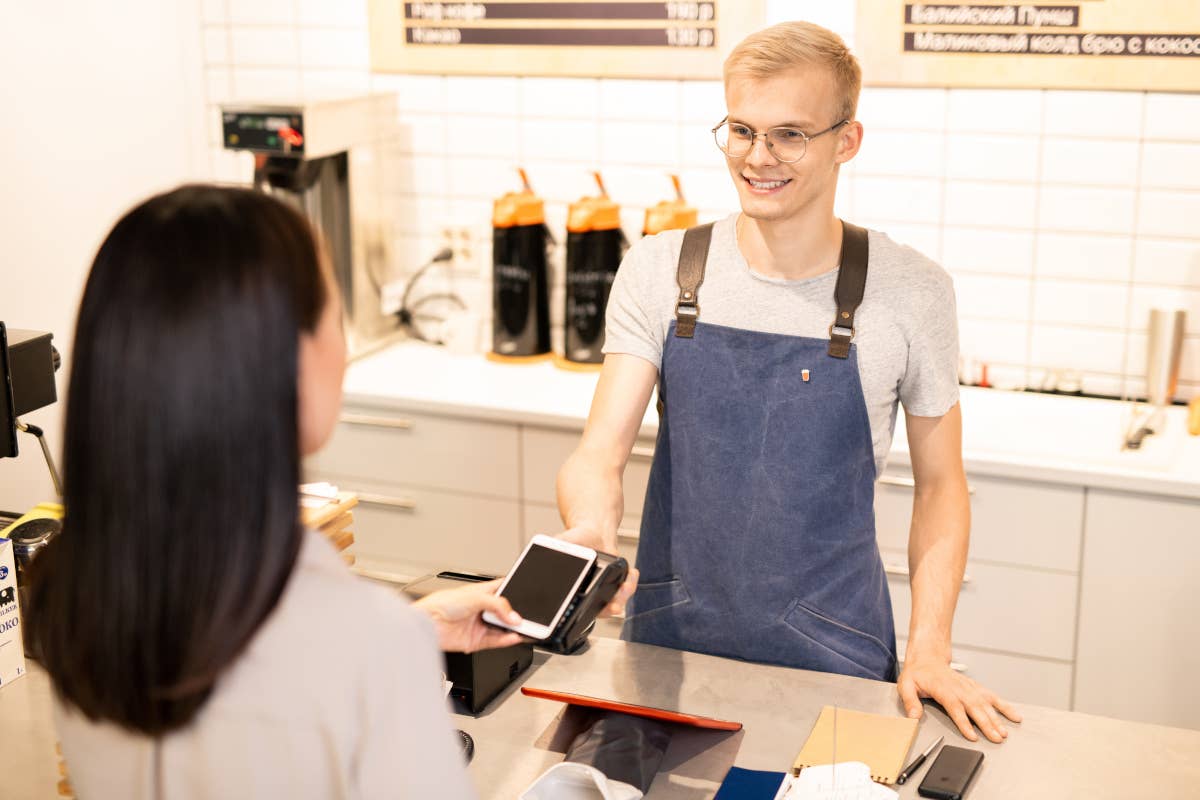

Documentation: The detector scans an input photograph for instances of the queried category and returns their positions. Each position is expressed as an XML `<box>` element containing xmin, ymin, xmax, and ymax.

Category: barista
<box><xmin>557</xmin><ymin>22</ymin><xmax>1021</xmax><ymax>743</ymax></box>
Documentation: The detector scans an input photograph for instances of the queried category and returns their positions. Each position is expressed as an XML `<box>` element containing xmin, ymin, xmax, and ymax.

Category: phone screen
<box><xmin>500</xmin><ymin>544</ymin><xmax>592</xmax><ymax>626</ymax></box>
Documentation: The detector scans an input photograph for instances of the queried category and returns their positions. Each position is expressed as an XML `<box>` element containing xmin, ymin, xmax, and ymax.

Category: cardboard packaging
<box><xmin>0</xmin><ymin>538</ymin><xmax>26</xmax><ymax>688</ymax></box>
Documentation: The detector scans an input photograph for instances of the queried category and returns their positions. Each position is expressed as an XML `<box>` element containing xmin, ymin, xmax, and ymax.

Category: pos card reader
<box><xmin>403</xmin><ymin>551</ymin><xmax>628</xmax><ymax>713</ymax></box>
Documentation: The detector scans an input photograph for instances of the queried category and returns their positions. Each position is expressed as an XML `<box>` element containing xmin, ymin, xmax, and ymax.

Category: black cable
<box><xmin>396</xmin><ymin>248</ymin><xmax>460</xmax><ymax>344</ymax></box>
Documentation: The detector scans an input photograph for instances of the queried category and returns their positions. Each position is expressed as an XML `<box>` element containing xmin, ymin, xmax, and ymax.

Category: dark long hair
<box><xmin>29</xmin><ymin>184</ymin><xmax>327</xmax><ymax>734</ymax></box>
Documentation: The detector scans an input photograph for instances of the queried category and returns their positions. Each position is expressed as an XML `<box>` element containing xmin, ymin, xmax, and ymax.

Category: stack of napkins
<box><xmin>299</xmin><ymin>483</ymin><xmax>358</xmax><ymax>565</ymax></box>
<box><xmin>775</xmin><ymin>762</ymin><xmax>897</xmax><ymax>800</ymax></box>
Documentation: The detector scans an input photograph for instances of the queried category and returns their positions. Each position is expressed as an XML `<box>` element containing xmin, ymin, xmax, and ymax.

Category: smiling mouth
<box><xmin>743</xmin><ymin>176</ymin><xmax>792</xmax><ymax>192</ymax></box>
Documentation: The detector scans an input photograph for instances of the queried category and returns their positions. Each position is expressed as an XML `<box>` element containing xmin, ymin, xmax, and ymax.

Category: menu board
<box><xmin>369</xmin><ymin>1</ymin><xmax>764</xmax><ymax>78</ymax></box>
<box><xmin>856</xmin><ymin>0</ymin><xmax>1200</xmax><ymax>91</ymax></box>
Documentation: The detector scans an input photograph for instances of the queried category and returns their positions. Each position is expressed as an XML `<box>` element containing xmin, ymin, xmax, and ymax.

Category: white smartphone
<box><xmin>482</xmin><ymin>534</ymin><xmax>597</xmax><ymax>640</ymax></box>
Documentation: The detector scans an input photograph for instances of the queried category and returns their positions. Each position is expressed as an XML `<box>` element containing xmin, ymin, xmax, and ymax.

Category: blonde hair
<box><xmin>724</xmin><ymin>21</ymin><xmax>862</xmax><ymax>123</ymax></box>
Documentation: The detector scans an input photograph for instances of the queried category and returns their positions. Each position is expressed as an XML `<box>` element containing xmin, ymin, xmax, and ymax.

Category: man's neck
<box><xmin>736</xmin><ymin>211</ymin><xmax>844</xmax><ymax>281</ymax></box>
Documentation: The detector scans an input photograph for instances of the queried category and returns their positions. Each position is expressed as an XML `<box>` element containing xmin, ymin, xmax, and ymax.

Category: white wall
<box><xmin>199</xmin><ymin>0</ymin><xmax>1200</xmax><ymax>402</ymax></box>
<box><xmin>0</xmin><ymin>3</ymin><xmax>205</xmax><ymax>512</ymax></box>
<box><xmin>4</xmin><ymin>1</ymin><xmax>1199</xmax><ymax>513</ymax></box>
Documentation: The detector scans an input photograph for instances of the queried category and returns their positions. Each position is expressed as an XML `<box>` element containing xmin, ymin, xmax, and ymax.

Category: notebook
<box><xmin>790</xmin><ymin>707</ymin><xmax>918</xmax><ymax>785</ymax></box>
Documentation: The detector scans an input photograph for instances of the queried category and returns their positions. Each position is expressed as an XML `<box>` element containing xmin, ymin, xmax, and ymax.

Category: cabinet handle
<box><xmin>878</xmin><ymin>475</ymin><xmax>975</xmax><ymax>495</ymax></box>
<box><xmin>357</xmin><ymin>492</ymin><xmax>417</xmax><ymax>511</ymax></box>
<box><xmin>340</xmin><ymin>413</ymin><xmax>414</xmax><ymax>430</ymax></box>
<box><xmin>630</xmin><ymin>445</ymin><xmax>655</xmax><ymax>461</ymax></box>
<box><xmin>884</xmin><ymin>563</ymin><xmax>972</xmax><ymax>585</ymax></box>
<box><xmin>617</xmin><ymin>528</ymin><xmax>640</xmax><ymax>541</ymax></box>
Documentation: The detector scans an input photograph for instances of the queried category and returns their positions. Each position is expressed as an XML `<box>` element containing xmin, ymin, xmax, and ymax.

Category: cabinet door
<box><xmin>310</xmin><ymin>475</ymin><xmax>522</xmax><ymax>581</ymax></box>
<box><xmin>1075</xmin><ymin>490</ymin><xmax>1200</xmax><ymax>729</ymax></box>
<box><xmin>884</xmin><ymin>551</ymin><xmax>1078</xmax><ymax>661</ymax></box>
<box><xmin>876</xmin><ymin>469</ymin><xmax>1084</xmax><ymax>571</ymax></box>
<box><xmin>521</xmin><ymin>425</ymin><xmax>654</xmax><ymax>528</ymax></box>
<box><xmin>307</xmin><ymin>407</ymin><xmax>520</xmax><ymax>498</ymax></box>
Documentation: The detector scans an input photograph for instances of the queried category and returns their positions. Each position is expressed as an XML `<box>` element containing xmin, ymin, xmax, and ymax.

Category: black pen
<box><xmin>896</xmin><ymin>735</ymin><xmax>944</xmax><ymax>785</ymax></box>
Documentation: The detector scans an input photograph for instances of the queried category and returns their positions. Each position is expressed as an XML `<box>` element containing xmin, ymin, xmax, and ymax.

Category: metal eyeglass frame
<box><xmin>711</xmin><ymin>117</ymin><xmax>850</xmax><ymax>163</ymax></box>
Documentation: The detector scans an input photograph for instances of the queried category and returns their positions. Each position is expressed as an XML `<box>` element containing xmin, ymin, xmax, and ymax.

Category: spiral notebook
<box><xmin>790</xmin><ymin>706</ymin><xmax>918</xmax><ymax>785</ymax></box>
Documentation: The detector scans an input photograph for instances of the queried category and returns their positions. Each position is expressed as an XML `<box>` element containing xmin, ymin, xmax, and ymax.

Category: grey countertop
<box><xmin>456</xmin><ymin>637</ymin><xmax>1200</xmax><ymax>799</ymax></box>
<box><xmin>5</xmin><ymin>637</ymin><xmax>1199</xmax><ymax>799</ymax></box>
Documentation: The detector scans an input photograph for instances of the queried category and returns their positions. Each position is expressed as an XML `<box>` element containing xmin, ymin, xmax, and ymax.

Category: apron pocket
<box><xmin>625</xmin><ymin>577</ymin><xmax>691</xmax><ymax>621</ymax></box>
<box><xmin>780</xmin><ymin>598</ymin><xmax>896</xmax><ymax>680</ymax></box>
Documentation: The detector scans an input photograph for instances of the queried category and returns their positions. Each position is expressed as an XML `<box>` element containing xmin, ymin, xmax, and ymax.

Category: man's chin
<box><xmin>737</xmin><ymin>200</ymin><xmax>790</xmax><ymax>223</ymax></box>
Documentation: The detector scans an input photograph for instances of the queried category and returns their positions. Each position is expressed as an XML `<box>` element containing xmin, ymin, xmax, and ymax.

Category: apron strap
<box><xmin>828</xmin><ymin>221</ymin><xmax>870</xmax><ymax>359</ymax></box>
<box><xmin>673</xmin><ymin>222</ymin><xmax>714</xmax><ymax>338</ymax></box>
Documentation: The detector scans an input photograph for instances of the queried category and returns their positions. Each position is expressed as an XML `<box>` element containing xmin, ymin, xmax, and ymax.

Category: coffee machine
<box><xmin>220</xmin><ymin>95</ymin><xmax>400</xmax><ymax>358</ymax></box>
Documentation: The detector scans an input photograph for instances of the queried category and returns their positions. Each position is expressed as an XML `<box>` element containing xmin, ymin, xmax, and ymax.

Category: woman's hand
<box><xmin>412</xmin><ymin>580</ymin><xmax>525</xmax><ymax>653</ymax></box>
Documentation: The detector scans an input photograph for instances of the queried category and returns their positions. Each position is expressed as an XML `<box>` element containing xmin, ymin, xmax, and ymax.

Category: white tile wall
<box><xmin>1043</xmin><ymin>91</ymin><xmax>1143</xmax><ymax>140</ymax></box>
<box><xmin>943</xmin><ymin>227</ymin><xmax>1034</xmax><ymax>276</ymax></box>
<box><xmin>197</xmin><ymin>4</ymin><xmax>1200</xmax><ymax>403</ymax></box>
<box><xmin>1041</xmin><ymin>138</ymin><xmax>1140</xmax><ymax>187</ymax></box>
<box><xmin>229</xmin><ymin>28</ymin><xmax>297</xmax><ymax>67</ymax></box>
<box><xmin>947</xmin><ymin>135</ymin><xmax>1038</xmax><ymax>183</ymax></box>
<box><xmin>1038</xmin><ymin>187</ymin><xmax>1136</xmax><ymax>234</ymax></box>
<box><xmin>1036</xmin><ymin>233</ymin><xmax>1132</xmax><ymax>282</ymax></box>
<box><xmin>944</xmin><ymin>182</ymin><xmax>1038</xmax><ymax>229</ymax></box>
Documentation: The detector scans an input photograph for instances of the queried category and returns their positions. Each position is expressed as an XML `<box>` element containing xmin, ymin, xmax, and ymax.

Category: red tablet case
<box><xmin>520</xmin><ymin>686</ymin><xmax>743</xmax><ymax>731</ymax></box>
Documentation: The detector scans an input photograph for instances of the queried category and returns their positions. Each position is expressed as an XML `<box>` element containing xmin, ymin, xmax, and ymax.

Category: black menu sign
<box><xmin>857</xmin><ymin>0</ymin><xmax>1200</xmax><ymax>90</ymax></box>
<box><xmin>370</xmin><ymin>0</ymin><xmax>764</xmax><ymax>77</ymax></box>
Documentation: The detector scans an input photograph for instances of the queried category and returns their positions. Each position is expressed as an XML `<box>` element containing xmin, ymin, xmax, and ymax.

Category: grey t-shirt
<box><xmin>603</xmin><ymin>214</ymin><xmax>960</xmax><ymax>474</ymax></box>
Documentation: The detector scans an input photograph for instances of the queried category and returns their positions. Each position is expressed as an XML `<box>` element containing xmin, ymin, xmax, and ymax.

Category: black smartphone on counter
<box><xmin>917</xmin><ymin>745</ymin><xmax>984</xmax><ymax>800</ymax></box>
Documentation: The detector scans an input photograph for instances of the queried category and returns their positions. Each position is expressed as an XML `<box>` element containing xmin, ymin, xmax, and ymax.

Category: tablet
<box><xmin>521</xmin><ymin>686</ymin><xmax>743</xmax><ymax>731</ymax></box>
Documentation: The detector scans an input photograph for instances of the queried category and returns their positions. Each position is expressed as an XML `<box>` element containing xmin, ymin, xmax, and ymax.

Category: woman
<box><xmin>28</xmin><ymin>185</ymin><xmax>524</xmax><ymax>798</ymax></box>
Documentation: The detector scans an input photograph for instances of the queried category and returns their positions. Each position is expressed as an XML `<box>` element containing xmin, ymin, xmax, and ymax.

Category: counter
<box><xmin>7</xmin><ymin>638</ymin><xmax>1199</xmax><ymax>799</ymax></box>
<box><xmin>341</xmin><ymin>341</ymin><xmax>1200</xmax><ymax>501</ymax></box>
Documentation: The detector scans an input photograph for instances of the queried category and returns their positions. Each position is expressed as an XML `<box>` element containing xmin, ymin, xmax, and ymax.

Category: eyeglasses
<box><xmin>712</xmin><ymin>117</ymin><xmax>849</xmax><ymax>163</ymax></box>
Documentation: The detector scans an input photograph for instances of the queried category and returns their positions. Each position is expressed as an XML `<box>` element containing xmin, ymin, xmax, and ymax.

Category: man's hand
<box><xmin>897</xmin><ymin>653</ymin><xmax>1022</xmax><ymax>743</ymax></box>
<box><xmin>411</xmin><ymin>579</ymin><xmax>525</xmax><ymax>653</ymax></box>
<box><xmin>560</xmin><ymin>525</ymin><xmax>638</xmax><ymax>616</ymax></box>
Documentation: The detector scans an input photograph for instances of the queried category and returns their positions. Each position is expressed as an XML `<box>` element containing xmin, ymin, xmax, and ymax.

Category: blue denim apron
<box><xmin>622</xmin><ymin>223</ymin><xmax>897</xmax><ymax>682</ymax></box>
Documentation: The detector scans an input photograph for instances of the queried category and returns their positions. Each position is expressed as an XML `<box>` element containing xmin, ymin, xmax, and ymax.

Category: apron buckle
<box><xmin>827</xmin><ymin>323</ymin><xmax>855</xmax><ymax>359</ymax></box>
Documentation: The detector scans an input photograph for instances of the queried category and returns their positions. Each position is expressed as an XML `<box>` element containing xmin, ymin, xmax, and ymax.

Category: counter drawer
<box><xmin>523</xmin><ymin>502</ymin><xmax>640</xmax><ymax>565</ymax></box>
<box><xmin>898</xmin><ymin>639</ymin><xmax>1072</xmax><ymax>710</ymax></box>
<box><xmin>307</xmin><ymin>406</ymin><xmax>520</xmax><ymax>498</ymax></box>
<box><xmin>321</xmin><ymin>476</ymin><xmax>521</xmax><ymax>578</ymax></box>
<box><xmin>883</xmin><ymin>552</ymin><xmax>1077</xmax><ymax>661</ymax></box>
<box><xmin>875</xmin><ymin>470</ymin><xmax>1084</xmax><ymax>572</ymax></box>
<box><xmin>521</xmin><ymin>426</ymin><xmax>655</xmax><ymax>517</ymax></box>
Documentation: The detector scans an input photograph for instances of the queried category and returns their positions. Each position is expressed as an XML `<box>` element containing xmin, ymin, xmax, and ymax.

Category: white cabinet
<box><xmin>876</xmin><ymin>467</ymin><xmax>1085</xmax><ymax>710</ymax></box>
<box><xmin>308</xmin><ymin>407</ymin><xmax>520</xmax><ymax>498</ymax></box>
<box><xmin>520</xmin><ymin>426</ymin><xmax>654</xmax><ymax>534</ymax></box>
<box><xmin>1074</xmin><ymin>490</ymin><xmax>1200</xmax><ymax>730</ymax></box>
<box><xmin>306</xmin><ymin>406</ymin><xmax>652</xmax><ymax>581</ymax></box>
<box><xmin>305</xmin><ymin>405</ymin><xmax>524</xmax><ymax>579</ymax></box>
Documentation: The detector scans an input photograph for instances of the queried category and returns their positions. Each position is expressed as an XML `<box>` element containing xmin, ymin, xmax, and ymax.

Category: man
<box><xmin>557</xmin><ymin>21</ymin><xmax>1020</xmax><ymax>744</ymax></box>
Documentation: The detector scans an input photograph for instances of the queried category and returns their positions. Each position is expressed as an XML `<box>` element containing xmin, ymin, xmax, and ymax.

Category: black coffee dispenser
<box><xmin>558</xmin><ymin>173</ymin><xmax>627</xmax><ymax>368</ymax></box>
<box><xmin>490</xmin><ymin>169</ymin><xmax>551</xmax><ymax>362</ymax></box>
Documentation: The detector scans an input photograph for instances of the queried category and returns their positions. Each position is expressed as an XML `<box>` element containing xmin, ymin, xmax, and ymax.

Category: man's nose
<box><xmin>745</xmin><ymin>135</ymin><xmax>778</xmax><ymax>168</ymax></box>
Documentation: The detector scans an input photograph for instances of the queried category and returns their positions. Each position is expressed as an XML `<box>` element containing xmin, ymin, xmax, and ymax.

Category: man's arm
<box><xmin>898</xmin><ymin>402</ymin><xmax>1022</xmax><ymax>743</ymax></box>
<box><xmin>556</xmin><ymin>352</ymin><xmax>658</xmax><ymax>613</ymax></box>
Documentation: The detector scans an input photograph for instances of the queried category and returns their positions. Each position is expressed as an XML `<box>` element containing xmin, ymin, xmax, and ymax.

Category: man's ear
<box><xmin>835</xmin><ymin>120</ymin><xmax>864</xmax><ymax>164</ymax></box>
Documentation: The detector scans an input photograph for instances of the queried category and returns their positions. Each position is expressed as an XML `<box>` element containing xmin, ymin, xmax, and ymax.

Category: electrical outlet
<box><xmin>440</xmin><ymin>226</ymin><xmax>480</xmax><ymax>273</ymax></box>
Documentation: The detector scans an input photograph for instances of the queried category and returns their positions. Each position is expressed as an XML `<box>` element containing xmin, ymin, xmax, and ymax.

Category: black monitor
<box><xmin>0</xmin><ymin>323</ymin><xmax>17</xmax><ymax>458</ymax></box>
